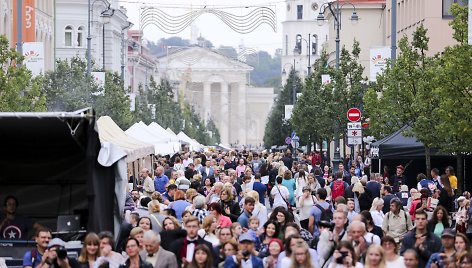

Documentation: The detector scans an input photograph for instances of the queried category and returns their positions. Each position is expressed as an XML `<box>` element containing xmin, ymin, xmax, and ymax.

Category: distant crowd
<box><xmin>2</xmin><ymin>149</ymin><xmax>472</xmax><ymax>268</ymax></box>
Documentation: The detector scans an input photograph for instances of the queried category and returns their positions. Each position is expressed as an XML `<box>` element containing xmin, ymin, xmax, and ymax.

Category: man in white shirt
<box><xmin>182</xmin><ymin>153</ymin><xmax>193</xmax><ymax>168</ymax></box>
<box><xmin>141</xmin><ymin>168</ymin><xmax>155</xmax><ymax>198</ymax></box>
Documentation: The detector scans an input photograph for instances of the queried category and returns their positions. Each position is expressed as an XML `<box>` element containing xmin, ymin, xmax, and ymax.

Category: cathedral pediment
<box><xmin>158</xmin><ymin>46</ymin><xmax>253</xmax><ymax>72</ymax></box>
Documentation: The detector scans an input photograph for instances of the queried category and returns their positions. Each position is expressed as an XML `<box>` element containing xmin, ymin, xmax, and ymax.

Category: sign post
<box><xmin>346</xmin><ymin>108</ymin><xmax>362</xmax><ymax>146</ymax></box>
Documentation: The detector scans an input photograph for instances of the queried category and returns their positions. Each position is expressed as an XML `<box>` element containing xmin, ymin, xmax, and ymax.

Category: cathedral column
<box><xmin>238</xmin><ymin>82</ymin><xmax>247</xmax><ymax>145</ymax></box>
<box><xmin>203</xmin><ymin>81</ymin><xmax>211</xmax><ymax>123</ymax></box>
<box><xmin>220</xmin><ymin>81</ymin><xmax>229</xmax><ymax>145</ymax></box>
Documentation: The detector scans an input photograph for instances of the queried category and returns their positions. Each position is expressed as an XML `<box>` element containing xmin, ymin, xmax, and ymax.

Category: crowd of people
<box><xmin>7</xmin><ymin>149</ymin><xmax>472</xmax><ymax>268</ymax></box>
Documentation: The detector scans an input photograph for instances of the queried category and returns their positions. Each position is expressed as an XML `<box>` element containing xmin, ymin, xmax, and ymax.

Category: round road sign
<box><xmin>347</xmin><ymin>108</ymin><xmax>362</xmax><ymax>122</ymax></box>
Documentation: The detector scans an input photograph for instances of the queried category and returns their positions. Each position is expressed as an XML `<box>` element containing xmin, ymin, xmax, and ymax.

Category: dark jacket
<box><xmin>160</xmin><ymin>229</ymin><xmax>187</xmax><ymax>251</ymax></box>
<box><xmin>220</xmin><ymin>200</ymin><xmax>241</xmax><ymax>222</ymax></box>
<box><xmin>356</xmin><ymin>190</ymin><xmax>373</xmax><ymax>212</ymax></box>
<box><xmin>400</xmin><ymin>228</ymin><xmax>442</xmax><ymax>267</ymax></box>
<box><xmin>169</xmin><ymin>237</ymin><xmax>216</xmax><ymax>268</ymax></box>
<box><xmin>119</xmin><ymin>256</ymin><xmax>153</xmax><ymax>268</ymax></box>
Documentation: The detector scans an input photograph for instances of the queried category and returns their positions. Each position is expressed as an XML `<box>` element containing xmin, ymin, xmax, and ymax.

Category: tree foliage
<box><xmin>0</xmin><ymin>35</ymin><xmax>46</xmax><ymax>112</ymax></box>
<box><xmin>292</xmin><ymin>41</ymin><xmax>366</xmax><ymax>151</ymax></box>
<box><xmin>263</xmin><ymin>69</ymin><xmax>302</xmax><ymax>147</ymax></box>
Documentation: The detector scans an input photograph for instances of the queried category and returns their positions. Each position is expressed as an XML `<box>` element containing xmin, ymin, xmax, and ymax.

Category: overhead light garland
<box><xmin>140</xmin><ymin>6</ymin><xmax>277</xmax><ymax>34</ymax></box>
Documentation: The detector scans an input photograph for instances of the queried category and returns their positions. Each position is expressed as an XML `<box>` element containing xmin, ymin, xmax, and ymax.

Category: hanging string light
<box><xmin>140</xmin><ymin>6</ymin><xmax>277</xmax><ymax>34</ymax></box>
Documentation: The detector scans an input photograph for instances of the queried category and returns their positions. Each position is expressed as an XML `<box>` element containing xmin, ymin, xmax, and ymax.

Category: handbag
<box><xmin>276</xmin><ymin>184</ymin><xmax>293</xmax><ymax>211</ymax></box>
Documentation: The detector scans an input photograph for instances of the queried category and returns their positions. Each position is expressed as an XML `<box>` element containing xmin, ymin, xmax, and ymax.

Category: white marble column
<box><xmin>220</xmin><ymin>81</ymin><xmax>229</xmax><ymax>145</ymax></box>
<box><xmin>238</xmin><ymin>82</ymin><xmax>247</xmax><ymax>144</ymax></box>
<box><xmin>203</xmin><ymin>81</ymin><xmax>211</xmax><ymax>123</ymax></box>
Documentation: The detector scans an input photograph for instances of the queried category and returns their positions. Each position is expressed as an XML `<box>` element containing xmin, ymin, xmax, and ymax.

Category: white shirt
<box><xmin>364</xmin><ymin>232</ymin><xmax>381</xmax><ymax>245</ymax></box>
<box><xmin>370</xmin><ymin>210</ymin><xmax>385</xmax><ymax>227</ymax></box>
<box><xmin>183</xmin><ymin>158</ymin><xmax>193</xmax><ymax>168</ymax></box>
<box><xmin>145</xmin><ymin>252</ymin><xmax>158</xmax><ymax>265</ymax></box>
<box><xmin>186</xmin><ymin>240</ymin><xmax>196</xmax><ymax>261</ymax></box>
<box><xmin>271</xmin><ymin>185</ymin><xmax>289</xmax><ymax>209</ymax></box>
<box><xmin>386</xmin><ymin>256</ymin><xmax>406</xmax><ymax>268</ymax></box>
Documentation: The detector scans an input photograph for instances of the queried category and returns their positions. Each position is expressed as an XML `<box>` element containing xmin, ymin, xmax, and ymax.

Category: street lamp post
<box><xmin>293</xmin><ymin>34</ymin><xmax>313</xmax><ymax>76</ymax></box>
<box><xmin>282</xmin><ymin>61</ymin><xmax>297</xmax><ymax>105</ymax></box>
<box><xmin>121</xmin><ymin>22</ymin><xmax>133</xmax><ymax>83</ymax></box>
<box><xmin>87</xmin><ymin>0</ymin><xmax>113</xmax><ymax>76</ymax></box>
<box><xmin>317</xmin><ymin>0</ymin><xmax>358</xmax><ymax>173</ymax></box>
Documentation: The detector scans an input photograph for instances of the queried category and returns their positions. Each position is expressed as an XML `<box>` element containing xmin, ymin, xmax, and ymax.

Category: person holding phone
<box><xmin>330</xmin><ymin>241</ymin><xmax>363</xmax><ymax>268</ymax></box>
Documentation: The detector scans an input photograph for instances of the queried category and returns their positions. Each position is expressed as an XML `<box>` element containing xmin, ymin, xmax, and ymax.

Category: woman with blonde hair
<box><xmin>77</xmin><ymin>232</ymin><xmax>100</xmax><ymax>268</ymax></box>
<box><xmin>147</xmin><ymin>200</ymin><xmax>165</xmax><ymax>233</ymax></box>
<box><xmin>370</xmin><ymin>198</ymin><xmax>385</xmax><ymax>227</ymax></box>
<box><xmin>365</xmin><ymin>244</ymin><xmax>387</xmax><ymax>268</ymax></box>
<box><xmin>198</xmin><ymin>215</ymin><xmax>220</xmax><ymax>246</ymax></box>
<box><xmin>129</xmin><ymin>227</ymin><xmax>145</xmax><ymax>250</ymax></box>
<box><xmin>219</xmin><ymin>186</ymin><xmax>240</xmax><ymax>222</ymax></box>
<box><xmin>289</xmin><ymin>241</ymin><xmax>315</xmax><ymax>268</ymax></box>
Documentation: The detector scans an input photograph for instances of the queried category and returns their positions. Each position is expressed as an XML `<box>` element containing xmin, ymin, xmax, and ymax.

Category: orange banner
<box><xmin>12</xmin><ymin>0</ymin><xmax>36</xmax><ymax>43</ymax></box>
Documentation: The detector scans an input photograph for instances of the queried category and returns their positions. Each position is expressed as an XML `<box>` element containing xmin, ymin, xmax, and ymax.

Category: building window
<box><xmin>65</xmin><ymin>25</ymin><xmax>73</xmax><ymax>47</ymax></box>
<box><xmin>442</xmin><ymin>0</ymin><xmax>467</xmax><ymax>17</ymax></box>
<box><xmin>294</xmin><ymin>34</ymin><xmax>302</xmax><ymax>54</ymax></box>
<box><xmin>285</xmin><ymin>35</ymin><xmax>288</xmax><ymax>56</ymax></box>
<box><xmin>312</xmin><ymin>34</ymin><xmax>318</xmax><ymax>55</ymax></box>
<box><xmin>77</xmin><ymin>26</ymin><xmax>84</xmax><ymax>47</ymax></box>
<box><xmin>297</xmin><ymin>5</ymin><xmax>303</xmax><ymax>20</ymax></box>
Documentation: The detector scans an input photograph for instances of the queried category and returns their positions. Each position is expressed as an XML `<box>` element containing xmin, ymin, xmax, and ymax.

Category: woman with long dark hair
<box><xmin>188</xmin><ymin>244</ymin><xmax>214</xmax><ymax>268</ymax></box>
<box><xmin>257</xmin><ymin>220</ymin><xmax>280</xmax><ymax>258</ymax></box>
<box><xmin>428</xmin><ymin>205</ymin><xmax>450</xmax><ymax>238</ymax></box>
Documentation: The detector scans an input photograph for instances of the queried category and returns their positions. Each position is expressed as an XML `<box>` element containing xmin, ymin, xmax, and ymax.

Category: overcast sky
<box><xmin>119</xmin><ymin>0</ymin><xmax>286</xmax><ymax>54</ymax></box>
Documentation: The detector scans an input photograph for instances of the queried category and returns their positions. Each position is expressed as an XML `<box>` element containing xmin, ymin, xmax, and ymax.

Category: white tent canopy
<box><xmin>125</xmin><ymin>122</ymin><xmax>178</xmax><ymax>156</ymax></box>
<box><xmin>96</xmin><ymin>116</ymin><xmax>154</xmax><ymax>163</ymax></box>
<box><xmin>148</xmin><ymin>122</ymin><xmax>180</xmax><ymax>142</ymax></box>
<box><xmin>177</xmin><ymin>131</ymin><xmax>203</xmax><ymax>151</ymax></box>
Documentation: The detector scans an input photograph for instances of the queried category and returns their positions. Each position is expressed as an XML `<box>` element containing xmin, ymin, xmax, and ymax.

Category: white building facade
<box><xmin>157</xmin><ymin>47</ymin><xmax>276</xmax><ymax>147</ymax></box>
<box><xmin>281</xmin><ymin>0</ymin><xmax>329</xmax><ymax>83</ymax></box>
<box><xmin>55</xmin><ymin>0</ymin><xmax>130</xmax><ymax>75</ymax></box>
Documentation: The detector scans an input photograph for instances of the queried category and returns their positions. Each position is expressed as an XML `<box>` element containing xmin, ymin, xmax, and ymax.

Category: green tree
<box><xmin>292</xmin><ymin>51</ymin><xmax>334</xmax><ymax>152</ymax></box>
<box><xmin>0</xmin><ymin>35</ymin><xmax>46</xmax><ymax>112</ymax></box>
<box><xmin>434</xmin><ymin>4</ymin><xmax>472</xmax><ymax>191</ymax></box>
<box><xmin>133</xmin><ymin>84</ymin><xmax>153</xmax><ymax>124</ymax></box>
<box><xmin>206</xmin><ymin>118</ymin><xmax>221</xmax><ymax>145</ymax></box>
<box><xmin>94</xmin><ymin>72</ymin><xmax>134</xmax><ymax>129</ymax></box>
<box><xmin>43</xmin><ymin>57</ymin><xmax>96</xmax><ymax>111</ymax></box>
<box><xmin>146</xmin><ymin>77</ymin><xmax>184</xmax><ymax>132</ymax></box>
<box><xmin>364</xmin><ymin>25</ymin><xmax>439</xmax><ymax>175</ymax></box>
<box><xmin>263</xmin><ymin>68</ymin><xmax>302</xmax><ymax>147</ymax></box>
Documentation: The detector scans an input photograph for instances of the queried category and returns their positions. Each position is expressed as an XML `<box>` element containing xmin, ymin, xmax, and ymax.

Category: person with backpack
<box><xmin>330</xmin><ymin>171</ymin><xmax>349</xmax><ymax>201</ymax></box>
<box><xmin>382</xmin><ymin>198</ymin><xmax>413</xmax><ymax>243</ymax></box>
<box><xmin>308</xmin><ymin>188</ymin><xmax>332</xmax><ymax>237</ymax></box>
<box><xmin>23</xmin><ymin>228</ymin><xmax>52</xmax><ymax>268</ymax></box>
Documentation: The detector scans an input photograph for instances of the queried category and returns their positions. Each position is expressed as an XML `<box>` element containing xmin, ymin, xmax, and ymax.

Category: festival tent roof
<box><xmin>370</xmin><ymin>125</ymin><xmax>443</xmax><ymax>159</ymax></box>
<box><xmin>148</xmin><ymin>122</ymin><xmax>180</xmax><ymax>142</ymax></box>
<box><xmin>177</xmin><ymin>131</ymin><xmax>203</xmax><ymax>151</ymax></box>
<box><xmin>125</xmin><ymin>122</ymin><xmax>178</xmax><ymax>156</ymax></box>
<box><xmin>166</xmin><ymin>128</ymin><xmax>177</xmax><ymax>136</ymax></box>
<box><xmin>96</xmin><ymin>116</ymin><xmax>154</xmax><ymax>162</ymax></box>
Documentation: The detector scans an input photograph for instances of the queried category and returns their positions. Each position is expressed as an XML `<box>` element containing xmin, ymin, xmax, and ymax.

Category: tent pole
<box><xmin>132</xmin><ymin>162</ymin><xmax>137</xmax><ymax>190</ymax></box>
<box><xmin>379</xmin><ymin>159</ymin><xmax>381</xmax><ymax>174</ymax></box>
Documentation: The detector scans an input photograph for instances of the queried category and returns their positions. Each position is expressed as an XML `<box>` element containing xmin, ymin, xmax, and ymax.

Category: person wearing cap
<box><xmin>400</xmin><ymin>210</ymin><xmax>441</xmax><ymax>267</ymax></box>
<box><xmin>391</xmin><ymin>165</ymin><xmax>408</xmax><ymax>193</ymax></box>
<box><xmin>395</xmin><ymin>184</ymin><xmax>411</xmax><ymax>209</ymax></box>
<box><xmin>40</xmin><ymin>237</ymin><xmax>79</xmax><ymax>268</ymax></box>
<box><xmin>425</xmin><ymin>228</ymin><xmax>457</xmax><ymax>268</ymax></box>
<box><xmin>223</xmin><ymin>232</ymin><xmax>263</xmax><ymax>268</ymax></box>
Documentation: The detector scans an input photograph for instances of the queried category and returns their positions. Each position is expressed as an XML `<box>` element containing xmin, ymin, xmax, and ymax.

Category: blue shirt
<box><xmin>309</xmin><ymin>200</ymin><xmax>330</xmax><ymax>236</ymax></box>
<box><xmin>23</xmin><ymin>249</ymin><xmax>43</xmax><ymax>268</ymax></box>
<box><xmin>154</xmin><ymin>175</ymin><xmax>169</xmax><ymax>193</ymax></box>
<box><xmin>169</xmin><ymin>200</ymin><xmax>191</xmax><ymax>221</ymax></box>
<box><xmin>238</xmin><ymin>210</ymin><xmax>252</xmax><ymax>229</ymax></box>
<box><xmin>252</xmin><ymin>182</ymin><xmax>267</xmax><ymax>204</ymax></box>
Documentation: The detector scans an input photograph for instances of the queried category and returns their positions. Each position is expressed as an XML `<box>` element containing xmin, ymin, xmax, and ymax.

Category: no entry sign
<box><xmin>347</xmin><ymin>108</ymin><xmax>362</xmax><ymax>122</ymax></box>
